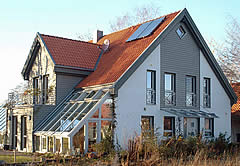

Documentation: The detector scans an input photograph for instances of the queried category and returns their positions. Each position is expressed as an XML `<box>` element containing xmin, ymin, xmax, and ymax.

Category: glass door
<box><xmin>184</xmin><ymin>118</ymin><xmax>200</xmax><ymax>138</ymax></box>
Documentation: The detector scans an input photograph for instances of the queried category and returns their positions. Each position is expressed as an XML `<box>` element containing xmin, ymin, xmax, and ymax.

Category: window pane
<box><xmin>141</xmin><ymin>117</ymin><xmax>154</xmax><ymax>131</ymax></box>
<box><xmin>164</xmin><ymin>117</ymin><xmax>172</xmax><ymax>130</ymax></box>
<box><xmin>186</xmin><ymin>77</ymin><xmax>193</xmax><ymax>93</ymax></box>
<box><xmin>62</xmin><ymin>138</ymin><xmax>69</xmax><ymax>154</ymax></box>
<box><xmin>88</xmin><ymin>122</ymin><xmax>97</xmax><ymax>152</ymax></box>
<box><xmin>101</xmin><ymin>121</ymin><xmax>112</xmax><ymax>140</ymax></box>
<box><xmin>205</xmin><ymin>118</ymin><xmax>210</xmax><ymax>130</ymax></box>
<box><xmin>101</xmin><ymin>99</ymin><xmax>113</xmax><ymax>119</ymax></box>
<box><xmin>147</xmin><ymin>71</ymin><xmax>152</xmax><ymax>89</ymax></box>
<box><xmin>165</xmin><ymin>74</ymin><xmax>172</xmax><ymax>91</ymax></box>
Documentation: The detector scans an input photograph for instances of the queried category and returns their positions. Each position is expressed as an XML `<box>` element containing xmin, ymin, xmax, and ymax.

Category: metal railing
<box><xmin>186</xmin><ymin>93</ymin><xmax>196</xmax><ymax>107</ymax></box>
<box><xmin>13</xmin><ymin>90</ymin><xmax>55</xmax><ymax>106</ymax></box>
<box><xmin>203</xmin><ymin>94</ymin><xmax>211</xmax><ymax>107</ymax></box>
<box><xmin>165</xmin><ymin>91</ymin><xmax>176</xmax><ymax>105</ymax></box>
<box><xmin>146</xmin><ymin>89</ymin><xmax>156</xmax><ymax>104</ymax></box>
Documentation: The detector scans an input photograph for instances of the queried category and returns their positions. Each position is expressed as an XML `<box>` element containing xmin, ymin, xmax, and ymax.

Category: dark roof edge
<box><xmin>182</xmin><ymin>9</ymin><xmax>237</xmax><ymax>105</ymax></box>
<box><xmin>21</xmin><ymin>34</ymin><xmax>40</xmax><ymax>80</ymax></box>
<box><xmin>37</xmin><ymin>32</ymin><xmax>56</xmax><ymax>64</ymax></box>
<box><xmin>21</xmin><ymin>32</ymin><xmax>56</xmax><ymax>80</ymax></box>
<box><xmin>114</xmin><ymin>8</ymin><xmax>237</xmax><ymax>105</ymax></box>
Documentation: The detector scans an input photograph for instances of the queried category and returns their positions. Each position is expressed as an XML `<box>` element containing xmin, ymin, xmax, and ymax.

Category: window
<box><xmin>21</xmin><ymin>116</ymin><xmax>27</xmax><ymax>150</ymax></box>
<box><xmin>237</xmin><ymin>134</ymin><xmax>240</xmax><ymax>143</ymax></box>
<box><xmin>165</xmin><ymin>73</ymin><xmax>176</xmax><ymax>105</ymax></box>
<box><xmin>141</xmin><ymin>116</ymin><xmax>154</xmax><ymax>137</ymax></box>
<box><xmin>164</xmin><ymin>117</ymin><xmax>175</xmax><ymax>137</ymax></box>
<box><xmin>205</xmin><ymin>118</ymin><xmax>214</xmax><ymax>137</ymax></box>
<box><xmin>42</xmin><ymin>75</ymin><xmax>48</xmax><ymax>104</ymax></box>
<box><xmin>33</xmin><ymin>77</ymin><xmax>39</xmax><ymax>104</ymax></box>
<box><xmin>146</xmin><ymin>70</ymin><xmax>156</xmax><ymax>104</ymax></box>
<box><xmin>35</xmin><ymin>136</ymin><xmax>40</xmax><ymax>151</ymax></box>
<box><xmin>186</xmin><ymin>76</ymin><xmax>196</xmax><ymax>106</ymax></box>
<box><xmin>11</xmin><ymin>116</ymin><xmax>17</xmax><ymax>148</ymax></box>
<box><xmin>176</xmin><ymin>26</ymin><xmax>186</xmax><ymax>38</ymax></box>
<box><xmin>203</xmin><ymin>78</ymin><xmax>211</xmax><ymax>107</ymax></box>
<box><xmin>42</xmin><ymin>137</ymin><xmax>46</xmax><ymax>149</ymax></box>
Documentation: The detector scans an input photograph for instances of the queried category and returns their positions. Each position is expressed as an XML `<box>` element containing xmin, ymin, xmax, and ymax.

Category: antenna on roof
<box><xmin>101</xmin><ymin>39</ymin><xmax>110</xmax><ymax>52</ymax></box>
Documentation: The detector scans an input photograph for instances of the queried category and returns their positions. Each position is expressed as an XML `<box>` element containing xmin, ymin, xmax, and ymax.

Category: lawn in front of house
<box><xmin>0</xmin><ymin>154</ymin><xmax>40</xmax><ymax>163</ymax></box>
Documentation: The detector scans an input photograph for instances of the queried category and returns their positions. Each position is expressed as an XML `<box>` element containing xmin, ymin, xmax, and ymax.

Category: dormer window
<box><xmin>176</xmin><ymin>26</ymin><xmax>186</xmax><ymax>39</ymax></box>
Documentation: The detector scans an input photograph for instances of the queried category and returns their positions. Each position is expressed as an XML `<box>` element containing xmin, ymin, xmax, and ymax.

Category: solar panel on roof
<box><xmin>126</xmin><ymin>21</ymin><xmax>151</xmax><ymax>42</ymax></box>
<box><xmin>126</xmin><ymin>16</ymin><xmax>165</xmax><ymax>42</ymax></box>
<box><xmin>138</xmin><ymin>17</ymin><xmax>165</xmax><ymax>38</ymax></box>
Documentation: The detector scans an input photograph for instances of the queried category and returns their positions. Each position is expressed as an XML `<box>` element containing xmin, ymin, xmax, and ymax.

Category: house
<box><xmin>231</xmin><ymin>82</ymin><xmax>240</xmax><ymax>143</ymax></box>
<box><xmin>7</xmin><ymin>8</ymin><xmax>237</xmax><ymax>153</ymax></box>
<box><xmin>0</xmin><ymin>105</ymin><xmax>6</xmax><ymax>147</ymax></box>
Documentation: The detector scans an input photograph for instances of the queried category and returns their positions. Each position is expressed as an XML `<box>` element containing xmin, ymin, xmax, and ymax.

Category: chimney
<box><xmin>93</xmin><ymin>30</ymin><xmax>103</xmax><ymax>43</ymax></box>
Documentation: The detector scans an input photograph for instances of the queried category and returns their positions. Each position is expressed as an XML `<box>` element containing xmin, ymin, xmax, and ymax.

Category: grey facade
<box><xmin>160</xmin><ymin>22</ymin><xmax>200</xmax><ymax>109</ymax></box>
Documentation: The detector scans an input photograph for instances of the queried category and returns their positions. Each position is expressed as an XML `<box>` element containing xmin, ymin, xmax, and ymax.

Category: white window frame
<box><xmin>163</xmin><ymin>116</ymin><xmax>175</xmax><ymax>137</ymax></box>
<box><xmin>205</xmin><ymin>118</ymin><xmax>214</xmax><ymax>137</ymax></box>
<box><xmin>165</xmin><ymin>73</ymin><xmax>176</xmax><ymax>106</ymax></box>
<box><xmin>146</xmin><ymin>70</ymin><xmax>156</xmax><ymax>105</ymax></box>
<box><xmin>203</xmin><ymin>78</ymin><xmax>211</xmax><ymax>108</ymax></box>
<box><xmin>176</xmin><ymin>25</ymin><xmax>186</xmax><ymax>39</ymax></box>
<box><xmin>186</xmin><ymin>76</ymin><xmax>196</xmax><ymax>107</ymax></box>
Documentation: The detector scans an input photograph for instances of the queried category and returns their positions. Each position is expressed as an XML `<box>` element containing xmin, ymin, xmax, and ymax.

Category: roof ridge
<box><xmin>40</xmin><ymin>33</ymin><xmax>100</xmax><ymax>46</ymax></box>
<box><xmin>103</xmin><ymin>10</ymin><xmax>181</xmax><ymax>37</ymax></box>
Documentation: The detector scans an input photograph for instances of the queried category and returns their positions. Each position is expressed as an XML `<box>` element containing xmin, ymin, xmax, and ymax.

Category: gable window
<box><xmin>164</xmin><ymin>117</ymin><xmax>175</xmax><ymax>137</ymax></box>
<box><xmin>176</xmin><ymin>26</ymin><xmax>186</xmax><ymax>38</ymax></box>
<box><xmin>33</xmin><ymin>77</ymin><xmax>39</xmax><ymax>104</ymax></box>
<box><xmin>141</xmin><ymin>116</ymin><xmax>154</xmax><ymax>137</ymax></box>
<box><xmin>205</xmin><ymin>118</ymin><xmax>214</xmax><ymax>137</ymax></box>
<box><xmin>165</xmin><ymin>73</ymin><xmax>176</xmax><ymax>105</ymax></box>
<box><xmin>203</xmin><ymin>78</ymin><xmax>211</xmax><ymax>108</ymax></box>
<box><xmin>42</xmin><ymin>75</ymin><xmax>48</xmax><ymax>104</ymax></box>
<box><xmin>186</xmin><ymin>76</ymin><xmax>196</xmax><ymax>106</ymax></box>
<box><xmin>146</xmin><ymin>70</ymin><xmax>156</xmax><ymax>104</ymax></box>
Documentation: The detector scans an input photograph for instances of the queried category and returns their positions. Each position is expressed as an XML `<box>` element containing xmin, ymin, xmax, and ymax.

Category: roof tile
<box><xmin>76</xmin><ymin>11</ymin><xmax>180</xmax><ymax>88</ymax></box>
<box><xmin>40</xmin><ymin>34</ymin><xmax>101</xmax><ymax>70</ymax></box>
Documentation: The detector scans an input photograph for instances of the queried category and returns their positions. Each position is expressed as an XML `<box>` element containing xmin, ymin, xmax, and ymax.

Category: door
<box><xmin>184</xmin><ymin>118</ymin><xmax>200</xmax><ymax>138</ymax></box>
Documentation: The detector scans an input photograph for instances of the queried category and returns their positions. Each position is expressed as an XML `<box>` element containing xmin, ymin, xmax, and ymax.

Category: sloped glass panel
<box><xmin>126</xmin><ymin>21</ymin><xmax>151</xmax><ymax>42</ymax></box>
<box><xmin>139</xmin><ymin>17</ymin><xmax>165</xmax><ymax>38</ymax></box>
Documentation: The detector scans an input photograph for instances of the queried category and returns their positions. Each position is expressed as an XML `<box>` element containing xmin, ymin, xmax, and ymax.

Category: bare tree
<box><xmin>210</xmin><ymin>17</ymin><xmax>240</xmax><ymax>83</ymax></box>
<box><xmin>77</xmin><ymin>30</ymin><xmax>93</xmax><ymax>42</ymax></box>
<box><xmin>77</xmin><ymin>3</ymin><xmax>160</xmax><ymax>40</ymax></box>
<box><xmin>109</xmin><ymin>3</ymin><xmax>160</xmax><ymax>32</ymax></box>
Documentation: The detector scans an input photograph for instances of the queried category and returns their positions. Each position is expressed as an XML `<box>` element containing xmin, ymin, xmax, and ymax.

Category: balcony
<box><xmin>186</xmin><ymin>93</ymin><xmax>196</xmax><ymax>107</ymax></box>
<box><xmin>146</xmin><ymin>88</ymin><xmax>156</xmax><ymax>104</ymax></box>
<box><xmin>8</xmin><ymin>88</ymin><xmax>55</xmax><ymax>107</ymax></box>
<box><xmin>165</xmin><ymin>91</ymin><xmax>176</xmax><ymax>105</ymax></box>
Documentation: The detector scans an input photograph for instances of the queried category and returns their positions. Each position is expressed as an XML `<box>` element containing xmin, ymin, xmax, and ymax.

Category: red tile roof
<box><xmin>76</xmin><ymin>11</ymin><xmax>180</xmax><ymax>88</ymax></box>
<box><xmin>232</xmin><ymin>82</ymin><xmax>240</xmax><ymax>113</ymax></box>
<box><xmin>40</xmin><ymin>34</ymin><xmax>101</xmax><ymax>70</ymax></box>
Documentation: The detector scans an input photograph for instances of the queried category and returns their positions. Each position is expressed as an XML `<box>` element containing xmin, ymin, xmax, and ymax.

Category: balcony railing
<box><xmin>146</xmin><ymin>88</ymin><xmax>156</xmax><ymax>104</ymax></box>
<box><xmin>11</xmin><ymin>90</ymin><xmax>55</xmax><ymax>106</ymax></box>
<box><xmin>203</xmin><ymin>94</ymin><xmax>211</xmax><ymax>107</ymax></box>
<box><xmin>165</xmin><ymin>91</ymin><xmax>176</xmax><ymax>105</ymax></box>
<box><xmin>186</xmin><ymin>93</ymin><xmax>196</xmax><ymax>107</ymax></box>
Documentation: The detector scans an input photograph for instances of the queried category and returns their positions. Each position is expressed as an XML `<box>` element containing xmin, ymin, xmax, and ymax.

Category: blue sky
<box><xmin>0</xmin><ymin>0</ymin><xmax>239</xmax><ymax>103</ymax></box>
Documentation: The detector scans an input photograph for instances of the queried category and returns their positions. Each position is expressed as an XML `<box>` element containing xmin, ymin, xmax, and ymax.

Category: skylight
<box><xmin>126</xmin><ymin>17</ymin><xmax>166</xmax><ymax>42</ymax></box>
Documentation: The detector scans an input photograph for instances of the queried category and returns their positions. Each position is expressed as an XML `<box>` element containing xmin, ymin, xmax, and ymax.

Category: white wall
<box><xmin>200</xmin><ymin>51</ymin><xmax>231</xmax><ymax>138</ymax></box>
<box><xmin>115</xmin><ymin>45</ymin><xmax>232</xmax><ymax>149</ymax></box>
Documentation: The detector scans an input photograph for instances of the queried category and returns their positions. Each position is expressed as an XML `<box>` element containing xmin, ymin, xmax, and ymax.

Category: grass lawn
<box><xmin>0</xmin><ymin>155</ymin><xmax>40</xmax><ymax>163</ymax></box>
